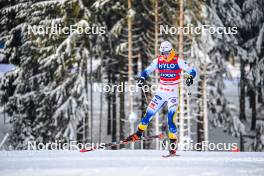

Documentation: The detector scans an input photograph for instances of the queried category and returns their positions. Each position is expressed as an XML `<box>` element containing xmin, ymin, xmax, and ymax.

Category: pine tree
<box><xmin>0</xmin><ymin>0</ymin><xmax>94</xmax><ymax>148</ymax></box>
<box><xmin>187</xmin><ymin>0</ymin><xmax>242</xmax><ymax>149</ymax></box>
<box><xmin>206</xmin><ymin>0</ymin><xmax>264</xmax><ymax>151</ymax></box>
<box><xmin>239</xmin><ymin>0</ymin><xmax>264</xmax><ymax>151</ymax></box>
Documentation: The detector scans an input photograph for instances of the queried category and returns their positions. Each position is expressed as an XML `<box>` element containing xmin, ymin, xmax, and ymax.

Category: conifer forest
<box><xmin>0</xmin><ymin>0</ymin><xmax>264</xmax><ymax>152</ymax></box>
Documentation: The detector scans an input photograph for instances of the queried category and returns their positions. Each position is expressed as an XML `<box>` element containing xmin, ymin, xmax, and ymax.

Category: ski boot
<box><xmin>162</xmin><ymin>139</ymin><xmax>178</xmax><ymax>157</ymax></box>
<box><xmin>169</xmin><ymin>139</ymin><xmax>177</xmax><ymax>155</ymax></box>
<box><xmin>123</xmin><ymin>129</ymin><xmax>144</xmax><ymax>143</ymax></box>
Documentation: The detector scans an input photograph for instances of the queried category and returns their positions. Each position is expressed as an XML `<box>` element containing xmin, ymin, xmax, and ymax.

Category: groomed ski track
<box><xmin>1</xmin><ymin>150</ymin><xmax>264</xmax><ymax>176</ymax></box>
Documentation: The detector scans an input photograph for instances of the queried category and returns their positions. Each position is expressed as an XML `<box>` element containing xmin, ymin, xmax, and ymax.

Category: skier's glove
<box><xmin>186</xmin><ymin>75</ymin><xmax>193</xmax><ymax>86</ymax></box>
<box><xmin>137</xmin><ymin>77</ymin><xmax>145</xmax><ymax>88</ymax></box>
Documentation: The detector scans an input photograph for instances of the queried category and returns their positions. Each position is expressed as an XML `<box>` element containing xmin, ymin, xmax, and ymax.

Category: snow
<box><xmin>0</xmin><ymin>64</ymin><xmax>16</xmax><ymax>76</ymax></box>
<box><xmin>0</xmin><ymin>150</ymin><xmax>264</xmax><ymax>176</ymax></box>
<box><xmin>92</xmin><ymin>0</ymin><xmax>111</xmax><ymax>9</ymax></box>
<box><xmin>226</xmin><ymin>63</ymin><xmax>240</xmax><ymax>79</ymax></box>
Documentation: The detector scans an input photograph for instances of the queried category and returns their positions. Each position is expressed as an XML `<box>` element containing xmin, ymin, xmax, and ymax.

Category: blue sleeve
<box><xmin>139</xmin><ymin>59</ymin><xmax>158</xmax><ymax>79</ymax></box>
<box><xmin>178</xmin><ymin>59</ymin><xmax>197</xmax><ymax>78</ymax></box>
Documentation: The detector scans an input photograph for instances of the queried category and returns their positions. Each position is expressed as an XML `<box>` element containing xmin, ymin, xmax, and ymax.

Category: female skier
<box><xmin>125</xmin><ymin>41</ymin><xmax>196</xmax><ymax>156</ymax></box>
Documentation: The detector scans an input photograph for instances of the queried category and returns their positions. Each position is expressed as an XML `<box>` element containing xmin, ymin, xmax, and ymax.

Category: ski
<box><xmin>162</xmin><ymin>154</ymin><xmax>180</xmax><ymax>158</ymax></box>
<box><xmin>80</xmin><ymin>133</ymin><xmax>164</xmax><ymax>153</ymax></box>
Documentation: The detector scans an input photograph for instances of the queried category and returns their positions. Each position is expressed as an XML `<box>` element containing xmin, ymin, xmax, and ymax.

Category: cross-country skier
<box><xmin>124</xmin><ymin>41</ymin><xmax>197</xmax><ymax>156</ymax></box>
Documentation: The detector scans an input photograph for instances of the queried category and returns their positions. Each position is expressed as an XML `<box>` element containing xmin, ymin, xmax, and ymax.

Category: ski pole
<box><xmin>187</xmin><ymin>85</ymin><xmax>191</xmax><ymax>95</ymax></box>
<box><xmin>136</xmin><ymin>75</ymin><xmax>150</xmax><ymax>105</ymax></box>
<box><xmin>142</xmin><ymin>87</ymin><xmax>149</xmax><ymax>105</ymax></box>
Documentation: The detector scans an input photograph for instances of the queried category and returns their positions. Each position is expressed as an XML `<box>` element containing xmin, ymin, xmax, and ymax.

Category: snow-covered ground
<box><xmin>0</xmin><ymin>64</ymin><xmax>15</xmax><ymax>76</ymax></box>
<box><xmin>0</xmin><ymin>150</ymin><xmax>264</xmax><ymax>176</ymax></box>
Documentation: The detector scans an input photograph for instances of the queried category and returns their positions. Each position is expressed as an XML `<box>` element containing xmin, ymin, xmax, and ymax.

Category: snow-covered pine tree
<box><xmin>32</xmin><ymin>0</ymin><xmax>96</xmax><ymax>145</ymax></box>
<box><xmin>91</xmin><ymin>0</ymin><xmax>124</xmax><ymax>145</ymax></box>
<box><xmin>0</xmin><ymin>0</ymin><xmax>47</xmax><ymax>149</ymax></box>
<box><xmin>0</xmin><ymin>0</ymin><xmax>28</xmax><ymax>65</ymax></box>
<box><xmin>187</xmin><ymin>0</ymin><xmax>242</xmax><ymax>149</ymax></box>
<box><xmin>202</xmin><ymin>0</ymin><xmax>264</xmax><ymax>151</ymax></box>
<box><xmin>0</xmin><ymin>0</ymin><xmax>95</xmax><ymax>148</ymax></box>
<box><xmin>237</xmin><ymin>0</ymin><xmax>264</xmax><ymax>151</ymax></box>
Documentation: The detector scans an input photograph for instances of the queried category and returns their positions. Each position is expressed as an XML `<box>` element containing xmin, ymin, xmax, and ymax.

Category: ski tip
<box><xmin>80</xmin><ymin>149</ymin><xmax>93</xmax><ymax>153</ymax></box>
<box><xmin>79</xmin><ymin>149</ymin><xmax>88</xmax><ymax>152</ymax></box>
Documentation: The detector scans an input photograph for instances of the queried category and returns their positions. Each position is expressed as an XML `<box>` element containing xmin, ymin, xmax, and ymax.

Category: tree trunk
<box><xmin>107</xmin><ymin>73</ymin><xmax>112</xmax><ymax>135</ymax></box>
<box><xmin>99</xmin><ymin>90</ymin><xmax>103</xmax><ymax>143</ymax></box>
<box><xmin>89</xmin><ymin>44</ymin><xmax>93</xmax><ymax>143</ymax></box>
<box><xmin>257</xmin><ymin>83</ymin><xmax>263</xmax><ymax>103</ymax></box>
<box><xmin>154</xmin><ymin>0</ymin><xmax>159</xmax><ymax>150</ymax></box>
<box><xmin>239</xmin><ymin>58</ymin><xmax>246</xmax><ymax>151</ymax></box>
<box><xmin>249</xmin><ymin>89</ymin><xmax>256</xmax><ymax>131</ymax></box>
<box><xmin>197</xmin><ymin>66</ymin><xmax>205</xmax><ymax>150</ymax></box>
<box><xmin>127</xmin><ymin>0</ymin><xmax>134</xmax><ymax>149</ymax></box>
<box><xmin>99</xmin><ymin>57</ymin><xmax>103</xmax><ymax>143</ymax></box>
<box><xmin>202</xmin><ymin>65</ymin><xmax>208</xmax><ymax>150</ymax></box>
<box><xmin>112</xmin><ymin>73</ymin><xmax>117</xmax><ymax>149</ymax></box>
<box><xmin>178</xmin><ymin>0</ymin><xmax>185</xmax><ymax>146</ymax></box>
<box><xmin>119</xmin><ymin>74</ymin><xmax>125</xmax><ymax>147</ymax></box>
<box><xmin>249</xmin><ymin>63</ymin><xmax>257</xmax><ymax>131</ymax></box>
<box><xmin>84</xmin><ymin>54</ymin><xmax>89</xmax><ymax>143</ymax></box>
<box><xmin>239</xmin><ymin>59</ymin><xmax>246</xmax><ymax>122</ymax></box>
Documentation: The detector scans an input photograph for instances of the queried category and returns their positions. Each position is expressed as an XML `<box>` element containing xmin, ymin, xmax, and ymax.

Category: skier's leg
<box><xmin>137</xmin><ymin>93</ymin><xmax>166</xmax><ymax>132</ymax></box>
<box><xmin>167</xmin><ymin>97</ymin><xmax>178</xmax><ymax>140</ymax></box>
<box><xmin>124</xmin><ymin>92</ymin><xmax>166</xmax><ymax>142</ymax></box>
<box><xmin>167</xmin><ymin>91</ymin><xmax>179</xmax><ymax>155</ymax></box>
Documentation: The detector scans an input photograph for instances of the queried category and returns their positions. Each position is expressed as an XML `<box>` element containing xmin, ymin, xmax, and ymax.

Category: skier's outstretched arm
<box><xmin>137</xmin><ymin>59</ymin><xmax>158</xmax><ymax>87</ymax></box>
<box><xmin>139</xmin><ymin>58</ymin><xmax>158</xmax><ymax>79</ymax></box>
<box><xmin>178</xmin><ymin>59</ymin><xmax>197</xmax><ymax>78</ymax></box>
